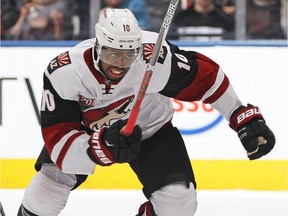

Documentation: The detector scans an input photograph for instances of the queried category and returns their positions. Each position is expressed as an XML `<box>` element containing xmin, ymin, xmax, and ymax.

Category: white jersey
<box><xmin>41</xmin><ymin>30</ymin><xmax>242</xmax><ymax>174</ymax></box>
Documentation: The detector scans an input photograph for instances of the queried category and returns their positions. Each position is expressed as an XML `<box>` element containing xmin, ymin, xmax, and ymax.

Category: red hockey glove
<box><xmin>136</xmin><ymin>201</ymin><xmax>156</xmax><ymax>216</ymax></box>
<box><xmin>87</xmin><ymin>119</ymin><xmax>142</xmax><ymax>166</ymax></box>
<box><xmin>230</xmin><ymin>104</ymin><xmax>275</xmax><ymax>160</ymax></box>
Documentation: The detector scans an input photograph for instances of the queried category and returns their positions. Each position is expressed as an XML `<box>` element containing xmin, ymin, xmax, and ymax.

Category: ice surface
<box><xmin>0</xmin><ymin>189</ymin><xmax>287</xmax><ymax>216</ymax></box>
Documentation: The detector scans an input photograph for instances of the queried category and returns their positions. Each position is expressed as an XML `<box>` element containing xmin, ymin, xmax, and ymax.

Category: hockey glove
<box><xmin>230</xmin><ymin>104</ymin><xmax>275</xmax><ymax>160</ymax></box>
<box><xmin>136</xmin><ymin>201</ymin><xmax>156</xmax><ymax>216</ymax></box>
<box><xmin>87</xmin><ymin>119</ymin><xmax>142</xmax><ymax>166</ymax></box>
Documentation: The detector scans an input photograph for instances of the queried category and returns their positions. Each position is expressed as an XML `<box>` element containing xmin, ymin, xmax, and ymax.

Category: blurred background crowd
<box><xmin>1</xmin><ymin>0</ymin><xmax>287</xmax><ymax>41</ymax></box>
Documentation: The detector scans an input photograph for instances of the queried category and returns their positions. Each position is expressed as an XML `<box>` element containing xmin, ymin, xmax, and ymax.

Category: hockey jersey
<box><xmin>41</xmin><ymin>30</ymin><xmax>242</xmax><ymax>174</ymax></box>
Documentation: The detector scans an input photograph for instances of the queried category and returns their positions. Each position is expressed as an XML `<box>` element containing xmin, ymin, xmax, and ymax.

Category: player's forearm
<box><xmin>210</xmin><ymin>83</ymin><xmax>243</xmax><ymax>121</ymax></box>
<box><xmin>42</xmin><ymin>127</ymin><xmax>96</xmax><ymax>174</ymax></box>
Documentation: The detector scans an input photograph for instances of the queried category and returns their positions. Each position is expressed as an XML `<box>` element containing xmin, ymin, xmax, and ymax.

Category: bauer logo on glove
<box><xmin>230</xmin><ymin>104</ymin><xmax>275</xmax><ymax>160</ymax></box>
<box><xmin>236</xmin><ymin>106</ymin><xmax>261</xmax><ymax>124</ymax></box>
<box><xmin>87</xmin><ymin>119</ymin><xmax>142</xmax><ymax>166</ymax></box>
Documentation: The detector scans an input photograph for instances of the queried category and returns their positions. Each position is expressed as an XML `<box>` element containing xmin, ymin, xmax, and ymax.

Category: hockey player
<box><xmin>18</xmin><ymin>8</ymin><xmax>275</xmax><ymax>216</ymax></box>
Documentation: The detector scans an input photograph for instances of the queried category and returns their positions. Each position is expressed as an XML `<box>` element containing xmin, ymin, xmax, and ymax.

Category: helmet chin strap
<box><xmin>92</xmin><ymin>46</ymin><xmax>107</xmax><ymax>77</ymax></box>
<box><xmin>92</xmin><ymin>45</ymin><xmax>114</xmax><ymax>84</ymax></box>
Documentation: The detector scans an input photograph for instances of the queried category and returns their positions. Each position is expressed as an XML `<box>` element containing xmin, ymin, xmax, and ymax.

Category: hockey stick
<box><xmin>0</xmin><ymin>201</ymin><xmax>6</xmax><ymax>216</ymax></box>
<box><xmin>123</xmin><ymin>0</ymin><xmax>179</xmax><ymax>135</ymax></box>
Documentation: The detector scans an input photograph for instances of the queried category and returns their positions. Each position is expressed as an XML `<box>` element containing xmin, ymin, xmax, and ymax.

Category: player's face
<box><xmin>99</xmin><ymin>47</ymin><xmax>140</xmax><ymax>81</ymax></box>
<box><xmin>100</xmin><ymin>61</ymin><xmax>129</xmax><ymax>81</ymax></box>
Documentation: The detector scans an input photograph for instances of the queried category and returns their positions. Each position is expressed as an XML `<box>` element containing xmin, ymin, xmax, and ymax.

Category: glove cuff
<box><xmin>229</xmin><ymin>104</ymin><xmax>264</xmax><ymax>131</ymax></box>
<box><xmin>87</xmin><ymin>129</ymin><xmax>115</xmax><ymax>166</ymax></box>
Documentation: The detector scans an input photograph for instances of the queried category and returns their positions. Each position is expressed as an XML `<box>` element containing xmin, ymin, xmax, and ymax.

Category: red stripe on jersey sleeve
<box><xmin>203</xmin><ymin>75</ymin><xmax>229</xmax><ymax>104</ymax></box>
<box><xmin>174</xmin><ymin>53</ymin><xmax>220</xmax><ymax>101</ymax></box>
<box><xmin>42</xmin><ymin>122</ymin><xmax>82</xmax><ymax>155</ymax></box>
<box><xmin>56</xmin><ymin>131</ymin><xmax>86</xmax><ymax>170</ymax></box>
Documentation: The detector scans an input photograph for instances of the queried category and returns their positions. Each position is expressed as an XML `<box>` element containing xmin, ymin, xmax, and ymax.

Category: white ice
<box><xmin>0</xmin><ymin>189</ymin><xmax>287</xmax><ymax>216</ymax></box>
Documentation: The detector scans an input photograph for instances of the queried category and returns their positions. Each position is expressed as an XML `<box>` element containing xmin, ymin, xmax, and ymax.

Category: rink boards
<box><xmin>1</xmin><ymin>42</ymin><xmax>287</xmax><ymax>190</ymax></box>
<box><xmin>1</xmin><ymin>159</ymin><xmax>287</xmax><ymax>190</ymax></box>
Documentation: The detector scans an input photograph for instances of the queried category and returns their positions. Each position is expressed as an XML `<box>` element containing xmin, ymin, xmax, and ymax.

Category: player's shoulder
<box><xmin>141</xmin><ymin>30</ymin><xmax>173</xmax><ymax>51</ymax></box>
<box><xmin>70</xmin><ymin>38</ymin><xmax>96</xmax><ymax>54</ymax></box>
<box><xmin>140</xmin><ymin>30</ymin><xmax>172</xmax><ymax>65</ymax></box>
<box><xmin>46</xmin><ymin>38</ymin><xmax>94</xmax><ymax>75</ymax></box>
<box><xmin>141</xmin><ymin>30</ymin><xmax>159</xmax><ymax>44</ymax></box>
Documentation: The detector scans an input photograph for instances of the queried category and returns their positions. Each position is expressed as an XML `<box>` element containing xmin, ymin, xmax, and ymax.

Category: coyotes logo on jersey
<box><xmin>82</xmin><ymin>96</ymin><xmax>134</xmax><ymax>130</ymax></box>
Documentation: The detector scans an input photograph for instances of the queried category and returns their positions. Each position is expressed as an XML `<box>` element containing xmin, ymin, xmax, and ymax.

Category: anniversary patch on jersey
<box><xmin>143</xmin><ymin>43</ymin><xmax>167</xmax><ymax>64</ymax></box>
<box><xmin>47</xmin><ymin>51</ymin><xmax>71</xmax><ymax>74</ymax></box>
<box><xmin>79</xmin><ymin>95</ymin><xmax>95</xmax><ymax>108</ymax></box>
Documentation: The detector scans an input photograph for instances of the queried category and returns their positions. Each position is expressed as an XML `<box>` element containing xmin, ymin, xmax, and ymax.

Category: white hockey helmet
<box><xmin>95</xmin><ymin>8</ymin><xmax>142</xmax><ymax>51</ymax></box>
